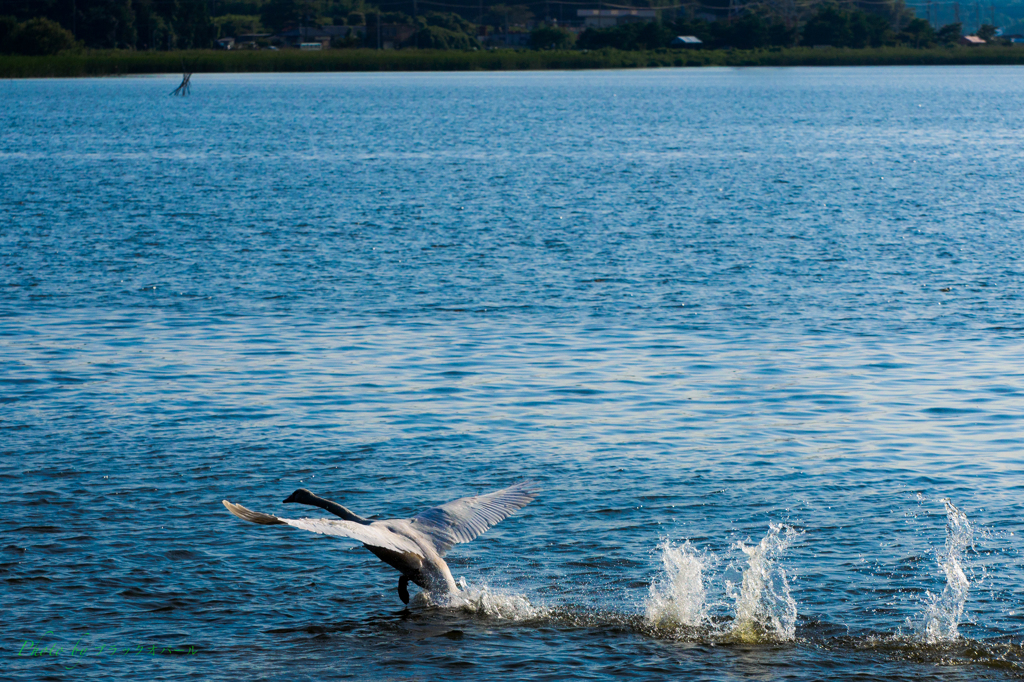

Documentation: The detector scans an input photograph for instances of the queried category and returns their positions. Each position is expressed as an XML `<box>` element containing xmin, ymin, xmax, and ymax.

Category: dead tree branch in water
<box><xmin>171</xmin><ymin>60</ymin><xmax>192</xmax><ymax>96</ymax></box>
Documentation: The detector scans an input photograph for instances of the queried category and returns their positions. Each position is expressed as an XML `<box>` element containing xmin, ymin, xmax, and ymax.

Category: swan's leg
<box><xmin>398</xmin><ymin>575</ymin><xmax>410</xmax><ymax>604</ymax></box>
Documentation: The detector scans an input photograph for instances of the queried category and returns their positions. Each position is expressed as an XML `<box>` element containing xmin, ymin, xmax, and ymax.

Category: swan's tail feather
<box><xmin>223</xmin><ymin>500</ymin><xmax>286</xmax><ymax>525</ymax></box>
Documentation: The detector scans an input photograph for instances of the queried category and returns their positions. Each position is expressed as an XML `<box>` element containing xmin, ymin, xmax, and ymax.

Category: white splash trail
<box><xmin>644</xmin><ymin>540</ymin><xmax>713</xmax><ymax>628</ymax></box>
<box><xmin>921</xmin><ymin>499</ymin><xmax>973</xmax><ymax>643</ymax></box>
<box><xmin>415</xmin><ymin>577</ymin><xmax>548</xmax><ymax>621</ymax></box>
<box><xmin>728</xmin><ymin>523</ymin><xmax>799</xmax><ymax>643</ymax></box>
<box><xmin>644</xmin><ymin>525</ymin><xmax>799</xmax><ymax>642</ymax></box>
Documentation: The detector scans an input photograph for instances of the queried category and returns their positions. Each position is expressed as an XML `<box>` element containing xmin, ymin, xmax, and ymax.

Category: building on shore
<box><xmin>671</xmin><ymin>35</ymin><xmax>703</xmax><ymax>48</ymax></box>
<box><xmin>233</xmin><ymin>33</ymin><xmax>273</xmax><ymax>49</ymax></box>
<box><xmin>273</xmin><ymin>26</ymin><xmax>364</xmax><ymax>49</ymax></box>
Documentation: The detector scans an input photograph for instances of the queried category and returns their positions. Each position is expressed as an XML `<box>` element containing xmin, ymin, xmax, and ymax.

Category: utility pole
<box><xmin>954</xmin><ymin>2</ymin><xmax>960</xmax><ymax>23</ymax></box>
<box><xmin>990</xmin><ymin>4</ymin><xmax>995</xmax><ymax>26</ymax></box>
<box><xmin>975</xmin><ymin>1</ymin><xmax>981</xmax><ymax>30</ymax></box>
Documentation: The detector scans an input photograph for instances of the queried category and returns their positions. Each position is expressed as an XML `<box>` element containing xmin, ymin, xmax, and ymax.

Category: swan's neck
<box><xmin>308</xmin><ymin>494</ymin><xmax>370</xmax><ymax>524</ymax></box>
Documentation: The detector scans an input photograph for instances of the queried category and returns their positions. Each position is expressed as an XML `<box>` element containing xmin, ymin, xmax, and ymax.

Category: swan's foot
<box><xmin>398</xmin><ymin>575</ymin><xmax>410</xmax><ymax>604</ymax></box>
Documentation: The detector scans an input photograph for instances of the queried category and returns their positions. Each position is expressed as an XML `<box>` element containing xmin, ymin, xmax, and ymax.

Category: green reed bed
<box><xmin>3</xmin><ymin>46</ymin><xmax>1024</xmax><ymax>77</ymax></box>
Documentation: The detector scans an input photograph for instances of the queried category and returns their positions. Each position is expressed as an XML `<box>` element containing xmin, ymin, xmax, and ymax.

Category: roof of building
<box><xmin>961</xmin><ymin>35</ymin><xmax>986</xmax><ymax>44</ymax></box>
<box><xmin>672</xmin><ymin>35</ymin><xmax>703</xmax><ymax>44</ymax></box>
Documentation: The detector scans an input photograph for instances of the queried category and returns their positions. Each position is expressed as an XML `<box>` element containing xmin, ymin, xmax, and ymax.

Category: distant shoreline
<box><xmin>3</xmin><ymin>47</ymin><xmax>1024</xmax><ymax>77</ymax></box>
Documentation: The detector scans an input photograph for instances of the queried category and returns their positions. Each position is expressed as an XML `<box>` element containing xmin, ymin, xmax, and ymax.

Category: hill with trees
<box><xmin>0</xmin><ymin>0</ymin><xmax>1021</xmax><ymax>54</ymax></box>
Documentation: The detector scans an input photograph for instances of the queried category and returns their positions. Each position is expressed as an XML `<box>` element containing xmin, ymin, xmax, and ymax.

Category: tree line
<box><xmin>572</xmin><ymin>10</ymin><xmax>1003</xmax><ymax>51</ymax></box>
<box><xmin>0</xmin><ymin>0</ymin><xmax>1011</xmax><ymax>55</ymax></box>
<box><xmin>0</xmin><ymin>0</ymin><xmax>213</xmax><ymax>51</ymax></box>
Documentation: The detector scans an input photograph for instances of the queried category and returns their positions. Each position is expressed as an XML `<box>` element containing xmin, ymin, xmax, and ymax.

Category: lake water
<box><xmin>2</xmin><ymin>66</ymin><xmax>1024</xmax><ymax>681</ymax></box>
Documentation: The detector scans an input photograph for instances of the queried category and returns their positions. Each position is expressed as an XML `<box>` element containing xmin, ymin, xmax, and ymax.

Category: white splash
<box><xmin>418</xmin><ymin>577</ymin><xmax>546</xmax><ymax>621</ymax></box>
<box><xmin>921</xmin><ymin>499</ymin><xmax>973</xmax><ymax>643</ymax></box>
<box><xmin>644</xmin><ymin>540</ymin><xmax>713</xmax><ymax>629</ymax></box>
<box><xmin>727</xmin><ymin>523</ymin><xmax>799</xmax><ymax>643</ymax></box>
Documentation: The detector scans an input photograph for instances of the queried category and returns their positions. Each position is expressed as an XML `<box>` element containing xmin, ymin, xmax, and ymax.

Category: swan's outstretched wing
<box><xmin>223</xmin><ymin>500</ymin><xmax>424</xmax><ymax>556</ymax></box>
<box><xmin>410</xmin><ymin>481</ymin><xmax>538</xmax><ymax>555</ymax></box>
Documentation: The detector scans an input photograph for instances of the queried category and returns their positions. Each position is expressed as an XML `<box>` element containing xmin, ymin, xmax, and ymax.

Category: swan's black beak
<box><xmin>283</xmin><ymin>491</ymin><xmax>300</xmax><ymax>504</ymax></box>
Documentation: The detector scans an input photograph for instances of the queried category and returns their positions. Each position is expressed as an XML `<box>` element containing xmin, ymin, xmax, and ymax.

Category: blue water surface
<box><xmin>2</xmin><ymin>67</ymin><xmax>1024</xmax><ymax>681</ymax></box>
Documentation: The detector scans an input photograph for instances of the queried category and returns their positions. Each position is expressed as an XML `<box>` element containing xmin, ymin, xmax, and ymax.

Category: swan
<box><xmin>223</xmin><ymin>481</ymin><xmax>537</xmax><ymax>604</ymax></box>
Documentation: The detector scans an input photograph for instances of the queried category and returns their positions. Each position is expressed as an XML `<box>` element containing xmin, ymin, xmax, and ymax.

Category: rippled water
<box><xmin>3</xmin><ymin>67</ymin><xmax>1024</xmax><ymax>681</ymax></box>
